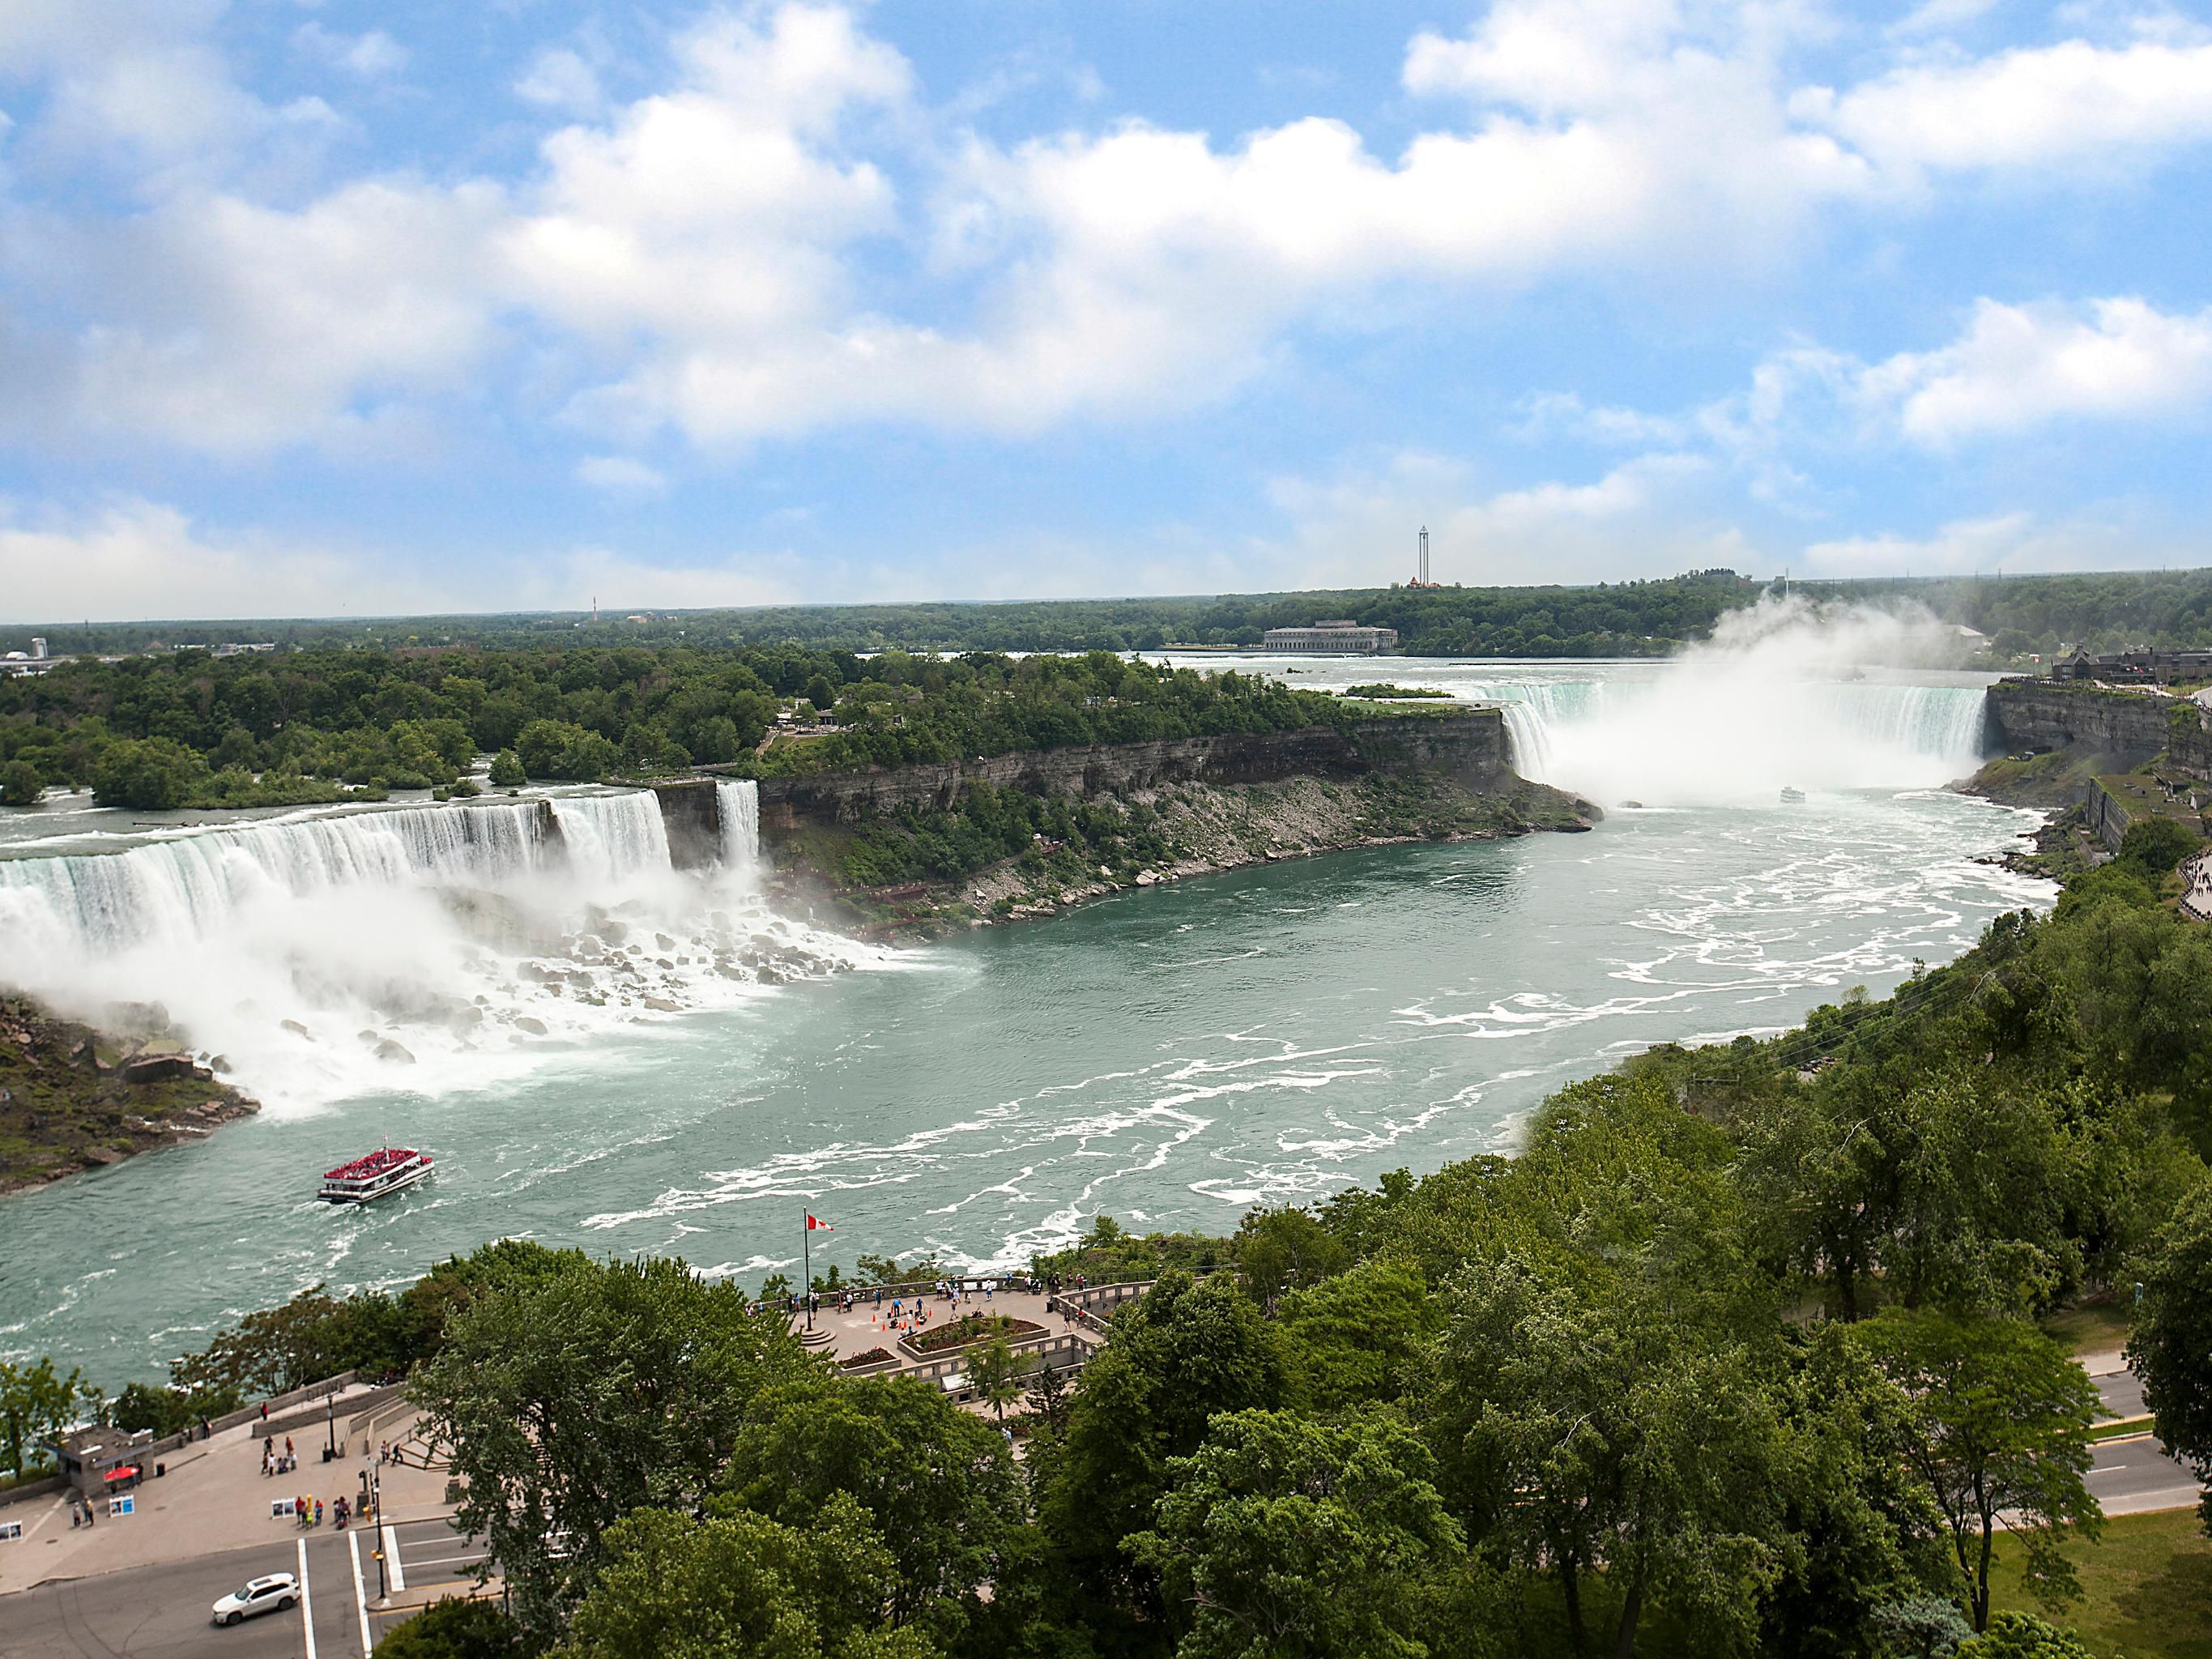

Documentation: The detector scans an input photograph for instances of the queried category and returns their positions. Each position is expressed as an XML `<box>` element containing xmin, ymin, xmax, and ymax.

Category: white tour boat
<box><xmin>318</xmin><ymin>1146</ymin><xmax>434</xmax><ymax>1205</ymax></box>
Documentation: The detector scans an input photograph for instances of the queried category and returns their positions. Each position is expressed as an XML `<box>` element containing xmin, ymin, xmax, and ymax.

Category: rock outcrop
<box><xmin>746</xmin><ymin>710</ymin><xmax>1515</xmax><ymax>832</ymax></box>
<box><xmin>0</xmin><ymin>995</ymin><xmax>261</xmax><ymax>1195</ymax></box>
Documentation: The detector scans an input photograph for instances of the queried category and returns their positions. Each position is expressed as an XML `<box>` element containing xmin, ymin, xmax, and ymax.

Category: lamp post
<box><xmin>325</xmin><ymin>1392</ymin><xmax>336</xmax><ymax>1461</ymax></box>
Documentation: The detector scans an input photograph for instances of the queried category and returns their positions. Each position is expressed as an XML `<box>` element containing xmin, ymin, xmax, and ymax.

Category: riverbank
<box><xmin>0</xmin><ymin>994</ymin><xmax>260</xmax><ymax>1196</ymax></box>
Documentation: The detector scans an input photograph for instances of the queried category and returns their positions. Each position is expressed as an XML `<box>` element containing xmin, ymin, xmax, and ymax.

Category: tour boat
<box><xmin>1779</xmin><ymin>787</ymin><xmax>1806</xmax><ymax>804</ymax></box>
<box><xmin>318</xmin><ymin>1146</ymin><xmax>434</xmax><ymax>1205</ymax></box>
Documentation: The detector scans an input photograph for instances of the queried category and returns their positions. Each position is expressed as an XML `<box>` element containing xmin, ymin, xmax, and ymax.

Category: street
<box><xmin>4</xmin><ymin>1517</ymin><xmax>490</xmax><ymax>1658</ymax></box>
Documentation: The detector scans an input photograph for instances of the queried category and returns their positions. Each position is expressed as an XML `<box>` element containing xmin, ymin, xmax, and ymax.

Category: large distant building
<box><xmin>2052</xmin><ymin>646</ymin><xmax>2212</xmax><ymax>685</ymax></box>
<box><xmin>1262</xmin><ymin>620</ymin><xmax>1399</xmax><ymax>655</ymax></box>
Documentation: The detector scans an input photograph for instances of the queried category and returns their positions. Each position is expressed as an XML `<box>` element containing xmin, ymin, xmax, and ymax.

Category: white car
<box><xmin>211</xmin><ymin>1572</ymin><xmax>298</xmax><ymax>1626</ymax></box>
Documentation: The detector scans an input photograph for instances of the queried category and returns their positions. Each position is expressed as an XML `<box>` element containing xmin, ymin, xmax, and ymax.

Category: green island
<box><xmin>9</xmin><ymin>804</ymin><xmax>2212</xmax><ymax>1657</ymax></box>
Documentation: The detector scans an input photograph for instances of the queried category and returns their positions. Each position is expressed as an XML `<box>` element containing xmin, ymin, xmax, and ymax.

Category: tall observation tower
<box><xmin>1409</xmin><ymin>527</ymin><xmax>1438</xmax><ymax>588</ymax></box>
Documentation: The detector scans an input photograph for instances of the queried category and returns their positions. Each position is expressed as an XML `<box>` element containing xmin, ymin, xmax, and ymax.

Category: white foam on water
<box><xmin>0</xmin><ymin>785</ymin><xmax>884</xmax><ymax>1113</ymax></box>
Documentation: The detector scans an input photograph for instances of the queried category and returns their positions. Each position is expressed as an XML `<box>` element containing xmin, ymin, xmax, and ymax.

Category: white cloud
<box><xmin>576</xmin><ymin>455</ymin><xmax>667</xmax><ymax>492</ymax></box>
<box><xmin>293</xmin><ymin>24</ymin><xmax>409</xmax><ymax>79</ymax></box>
<box><xmin>0</xmin><ymin>499</ymin><xmax>432</xmax><ymax>620</ymax></box>
<box><xmin>1856</xmin><ymin>296</ymin><xmax>2212</xmax><ymax>443</ymax></box>
<box><xmin>11</xmin><ymin>181</ymin><xmax>504</xmax><ymax>454</ymax></box>
<box><xmin>515</xmin><ymin>46</ymin><xmax>604</xmax><ymax>114</ymax></box>
<box><xmin>1799</xmin><ymin>510</ymin><xmax>2172</xmax><ymax>574</ymax></box>
<box><xmin>15</xmin><ymin>0</ymin><xmax>2212</xmax><ymax>467</ymax></box>
<box><xmin>1887</xmin><ymin>0</ymin><xmax>2001</xmax><ymax>40</ymax></box>
<box><xmin>1795</xmin><ymin>36</ymin><xmax>2212</xmax><ymax>178</ymax></box>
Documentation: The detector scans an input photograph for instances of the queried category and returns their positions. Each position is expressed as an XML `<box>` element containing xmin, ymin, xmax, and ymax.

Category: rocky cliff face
<box><xmin>1986</xmin><ymin>680</ymin><xmax>2172</xmax><ymax>760</ymax></box>
<box><xmin>649</xmin><ymin>779</ymin><xmax>722</xmax><ymax>869</ymax></box>
<box><xmin>748</xmin><ymin>710</ymin><xmax>1513</xmax><ymax>833</ymax></box>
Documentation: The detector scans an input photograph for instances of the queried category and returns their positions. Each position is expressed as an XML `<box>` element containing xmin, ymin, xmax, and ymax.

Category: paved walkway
<box><xmin>786</xmin><ymin>1283</ymin><xmax>1090</xmax><ymax>1364</ymax></box>
<box><xmin>0</xmin><ymin>1384</ymin><xmax>453</xmax><ymax>1597</ymax></box>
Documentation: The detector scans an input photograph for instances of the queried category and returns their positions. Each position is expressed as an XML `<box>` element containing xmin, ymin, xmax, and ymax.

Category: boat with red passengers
<box><xmin>318</xmin><ymin>1146</ymin><xmax>434</xmax><ymax>1205</ymax></box>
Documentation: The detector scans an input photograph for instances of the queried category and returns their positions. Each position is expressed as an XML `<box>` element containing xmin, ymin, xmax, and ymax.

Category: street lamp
<box><xmin>326</xmin><ymin>1392</ymin><xmax>337</xmax><ymax>1461</ymax></box>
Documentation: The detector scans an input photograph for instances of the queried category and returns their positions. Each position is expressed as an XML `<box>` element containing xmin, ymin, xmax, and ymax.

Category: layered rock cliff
<box><xmin>744</xmin><ymin>709</ymin><xmax>1514</xmax><ymax>834</ymax></box>
<box><xmin>1985</xmin><ymin>679</ymin><xmax>2172</xmax><ymax>761</ymax></box>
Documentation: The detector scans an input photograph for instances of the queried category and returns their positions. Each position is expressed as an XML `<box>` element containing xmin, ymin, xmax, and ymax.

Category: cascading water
<box><xmin>0</xmin><ymin>787</ymin><xmax>879</xmax><ymax>1111</ymax></box>
<box><xmin>0</xmin><ymin>798</ymin><xmax>560</xmax><ymax>955</ymax></box>
<box><xmin>716</xmin><ymin>779</ymin><xmax>761</xmax><ymax>880</ymax></box>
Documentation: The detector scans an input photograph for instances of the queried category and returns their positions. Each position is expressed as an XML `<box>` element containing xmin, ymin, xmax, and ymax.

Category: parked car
<box><xmin>211</xmin><ymin>1572</ymin><xmax>298</xmax><ymax>1626</ymax></box>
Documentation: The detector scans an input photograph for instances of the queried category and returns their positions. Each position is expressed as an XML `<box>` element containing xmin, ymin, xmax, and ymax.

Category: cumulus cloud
<box><xmin>1793</xmin><ymin>35</ymin><xmax>2212</xmax><ymax>179</ymax></box>
<box><xmin>5</xmin><ymin>181</ymin><xmax>503</xmax><ymax>454</ymax></box>
<box><xmin>1856</xmin><ymin>296</ymin><xmax>2212</xmax><ymax>444</ymax></box>
<box><xmin>11</xmin><ymin>0</ymin><xmax>2212</xmax><ymax>467</ymax></box>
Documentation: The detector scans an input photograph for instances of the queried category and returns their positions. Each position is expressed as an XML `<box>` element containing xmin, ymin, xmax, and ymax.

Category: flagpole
<box><xmin>803</xmin><ymin>1212</ymin><xmax>813</xmax><ymax>1332</ymax></box>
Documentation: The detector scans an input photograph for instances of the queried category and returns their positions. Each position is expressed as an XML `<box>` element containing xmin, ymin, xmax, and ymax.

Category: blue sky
<box><xmin>4</xmin><ymin>0</ymin><xmax>2212</xmax><ymax>619</ymax></box>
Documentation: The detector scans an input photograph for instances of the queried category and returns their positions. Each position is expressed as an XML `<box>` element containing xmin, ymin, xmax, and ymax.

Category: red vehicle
<box><xmin>318</xmin><ymin>1146</ymin><xmax>433</xmax><ymax>1205</ymax></box>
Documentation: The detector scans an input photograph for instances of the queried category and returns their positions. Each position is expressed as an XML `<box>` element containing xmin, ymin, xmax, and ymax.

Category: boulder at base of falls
<box><xmin>374</xmin><ymin>1039</ymin><xmax>416</xmax><ymax>1064</ymax></box>
<box><xmin>120</xmin><ymin>1050</ymin><xmax>202</xmax><ymax>1085</ymax></box>
<box><xmin>514</xmin><ymin>1016</ymin><xmax>549</xmax><ymax>1035</ymax></box>
<box><xmin>643</xmin><ymin>996</ymin><xmax>683</xmax><ymax>1012</ymax></box>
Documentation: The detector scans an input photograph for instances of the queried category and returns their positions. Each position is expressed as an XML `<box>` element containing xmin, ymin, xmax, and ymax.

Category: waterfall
<box><xmin>0</xmin><ymin>798</ymin><xmax>565</xmax><ymax>954</ymax></box>
<box><xmin>547</xmin><ymin>791</ymin><xmax>673</xmax><ymax>886</ymax></box>
<box><xmin>716</xmin><ymin>779</ymin><xmax>761</xmax><ymax>876</ymax></box>
<box><xmin>1471</xmin><ymin>674</ymin><xmax>1993</xmax><ymax>803</ymax></box>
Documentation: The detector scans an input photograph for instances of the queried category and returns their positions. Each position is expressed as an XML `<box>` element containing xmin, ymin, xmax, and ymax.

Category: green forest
<box><xmin>14</xmin><ymin>565</ymin><xmax>2212</xmax><ymax>665</ymax></box>
<box><xmin>0</xmin><ymin>646</ymin><xmax>1356</xmax><ymax>810</ymax></box>
<box><xmin>11</xmin><ymin>817</ymin><xmax>2212</xmax><ymax>1658</ymax></box>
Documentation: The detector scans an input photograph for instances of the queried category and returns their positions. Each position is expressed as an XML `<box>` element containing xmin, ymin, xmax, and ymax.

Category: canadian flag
<box><xmin>806</xmin><ymin>1213</ymin><xmax>833</xmax><ymax>1232</ymax></box>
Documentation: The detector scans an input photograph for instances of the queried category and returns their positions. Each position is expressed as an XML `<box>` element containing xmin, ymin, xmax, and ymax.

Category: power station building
<box><xmin>1261</xmin><ymin>620</ymin><xmax>1400</xmax><ymax>655</ymax></box>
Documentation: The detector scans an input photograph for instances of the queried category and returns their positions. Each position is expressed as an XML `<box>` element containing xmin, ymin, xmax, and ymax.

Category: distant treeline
<box><xmin>0</xmin><ymin>645</ymin><xmax>1350</xmax><ymax>809</ymax></box>
<box><xmin>5</xmin><ymin>573</ymin><xmax>1766</xmax><ymax>659</ymax></box>
<box><xmin>14</xmin><ymin>567</ymin><xmax>2212</xmax><ymax>661</ymax></box>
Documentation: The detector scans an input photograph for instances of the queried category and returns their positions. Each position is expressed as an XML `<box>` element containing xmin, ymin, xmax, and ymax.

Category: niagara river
<box><xmin>0</xmin><ymin>655</ymin><xmax>2054</xmax><ymax>1384</ymax></box>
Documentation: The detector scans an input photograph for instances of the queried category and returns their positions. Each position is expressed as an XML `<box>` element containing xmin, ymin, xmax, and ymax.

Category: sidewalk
<box><xmin>0</xmin><ymin>1384</ymin><xmax>454</xmax><ymax>1597</ymax></box>
<box><xmin>786</xmin><ymin>1283</ymin><xmax>1092</xmax><ymax>1364</ymax></box>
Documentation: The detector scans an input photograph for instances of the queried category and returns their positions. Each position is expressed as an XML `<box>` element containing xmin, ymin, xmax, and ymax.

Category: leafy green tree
<box><xmin>0</xmin><ymin>1356</ymin><xmax>86</xmax><ymax>1478</ymax></box>
<box><xmin>91</xmin><ymin>736</ymin><xmax>210</xmax><ymax>808</ymax></box>
<box><xmin>2116</xmin><ymin>816</ymin><xmax>2200</xmax><ymax>883</ymax></box>
<box><xmin>1025</xmin><ymin>1360</ymin><xmax>1072</xmax><ymax>1432</ymax></box>
<box><xmin>1856</xmin><ymin>1310</ymin><xmax>2102</xmax><ymax>1631</ymax></box>
<box><xmin>373</xmin><ymin>1597</ymin><xmax>531</xmax><ymax>1659</ymax></box>
<box><xmin>1953</xmin><ymin>1611</ymin><xmax>2096</xmax><ymax>1658</ymax></box>
<box><xmin>488</xmin><ymin>748</ymin><xmax>526</xmax><ymax>787</ymax></box>
<box><xmin>557</xmin><ymin>1492</ymin><xmax>938</xmax><ymax>1659</ymax></box>
<box><xmin>0</xmin><ymin>757</ymin><xmax>41</xmax><ymax>806</ymax></box>
<box><xmin>2125</xmin><ymin>1176</ymin><xmax>2212</xmax><ymax>1531</ymax></box>
<box><xmin>1127</xmin><ymin>1410</ymin><xmax>1465</xmax><ymax>1659</ymax></box>
<box><xmin>1426</xmin><ymin>1253</ymin><xmax>1792</xmax><ymax>1657</ymax></box>
<box><xmin>965</xmin><ymin>1333</ymin><xmax>1023</xmax><ymax>1422</ymax></box>
<box><xmin>1273</xmin><ymin>1257</ymin><xmax>1437</xmax><ymax>1412</ymax></box>
<box><xmin>723</xmin><ymin>1375</ymin><xmax>1021</xmax><ymax>1631</ymax></box>
<box><xmin>1035</xmin><ymin>1271</ymin><xmax>1289</xmax><ymax>1627</ymax></box>
<box><xmin>412</xmin><ymin>1254</ymin><xmax>805</xmax><ymax>1636</ymax></box>
<box><xmin>514</xmin><ymin>719</ymin><xmax>621</xmax><ymax>783</ymax></box>
<box><xmin>1232</xmin><ymin>1206</ymin><xmax>1348</xmax><ymax>1311</ymax></box>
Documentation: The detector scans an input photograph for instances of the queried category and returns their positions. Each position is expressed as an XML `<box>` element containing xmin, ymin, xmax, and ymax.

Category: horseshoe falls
<box><xmin>0</xmin><ymin>665</ymin><xmax>2053</xmax><ymax>1387</ymax></box>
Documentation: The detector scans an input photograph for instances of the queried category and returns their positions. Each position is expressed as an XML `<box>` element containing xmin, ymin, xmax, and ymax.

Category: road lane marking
<box><xmin>349</xmin><ymin>1529</ymin><xmax>374</xmax><ymax>1653</ymax></box>
<box><xmin>381</xmin><ymin>1525</ymin><xmax>405</xmax><ymax>1593</ymax></box>
<box><xmin>407</xmin><ymin>1553</ymin><xmax>489</xmax><ymax>1568</ymax></box>
<box><xmin>299</xmin><ymin>1537</ymin><xmax>318</xmax><ymax>1659</ymax></box>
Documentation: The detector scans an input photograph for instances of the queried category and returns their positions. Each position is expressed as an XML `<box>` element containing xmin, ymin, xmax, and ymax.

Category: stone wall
<box><xmin>1986</xmin><ymin>679</ymin><xmax>2172</xmax><ymax>760</ymax></box>
<box><xmin>746</xmin><ymin>710</ymin><xmax>1513</xmax><ymax>833</ymax></box>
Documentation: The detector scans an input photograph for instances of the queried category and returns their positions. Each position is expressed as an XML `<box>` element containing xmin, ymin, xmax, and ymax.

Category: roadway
<box><xmin>5</xmin><ymin>1517</ymin><xmax>489</xmax><ymax>1658</ymax></box>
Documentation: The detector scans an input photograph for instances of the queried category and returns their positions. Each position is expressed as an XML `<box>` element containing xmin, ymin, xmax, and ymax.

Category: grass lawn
<box><xmin>1989</xmin><ymin>1508</ymin><xmax>2212</xmax><ymax>1658</ymax></box>
<box><xmin>2044</xmin><ymin>1296</ymin><xmax>2134</xmax><ymax>1356</ymax></box>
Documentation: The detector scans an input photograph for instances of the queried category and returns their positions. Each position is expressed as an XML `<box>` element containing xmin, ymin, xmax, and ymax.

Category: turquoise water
<box><xmin>0</xmin><ymin>781</ymin><xmax>2048</xmax><ymax>1387</ymax></box>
